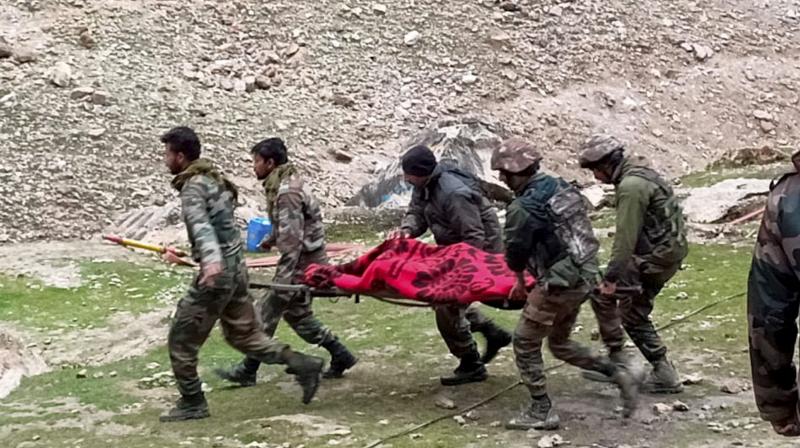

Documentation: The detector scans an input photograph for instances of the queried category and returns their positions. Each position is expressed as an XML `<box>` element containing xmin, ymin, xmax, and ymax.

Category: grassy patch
<box><xmin>0</xmin><ymin>261</ymin><xmax>188</xmax><ymax>330</ymax></box>
<box><xmin>0</xmin><ymin>243</ymin><xmax>782</xmax><ymax>447</ymax></box>
<box><xmin>679</xmin><ymin>163</ymin><xmax>786</xmax><ymax>188</ymax></box>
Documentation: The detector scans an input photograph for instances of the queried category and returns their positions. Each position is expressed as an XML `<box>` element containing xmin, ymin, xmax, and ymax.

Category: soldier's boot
<box><xmin>505</xmin><ymin>395</ymin><xmax>560</xmax><ymax>430</ymax></box>
<box><xmin>284</xmin><ymin>351</ymin><xmax>325</xmax><ymax>404</ymax></box>
<box><xmin>610</xmin><ymin>367</ymin><xmax>640</xmax><ymax>418</ymax></box>
<box><xmin>582</xmin><ymin>349</ymin><xmax>631</xmax><ymax>383</ymax></box>
<box><xmin>440</xmin><ymin>351</ymin><xmax>488</xmax><ymax>386</ymax></box>
<box><xmin>642</xmin><ymin>358</ymin><xmax>683</xmax><ymax>394</ymax></box>
<box><xmin>321</xmin><ymin>339</ymin><xmax>358</xmax><ymax>379</ymax></box>
<box><xmin>214</xmin><ymin>357</ymin><xmax>260</xmax><ymax>387</ymax></box>
<box><xmin>159</xmin><ymin>392</ymin><xmax>210</xmax><ymax>422</ymax></box>
<box><xmin>477</xmin><ymin>322</ymin><xmax>513</xmax><ymax>365</ymax></box>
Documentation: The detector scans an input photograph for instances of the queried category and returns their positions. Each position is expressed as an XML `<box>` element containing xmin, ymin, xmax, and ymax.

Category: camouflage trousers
<box><xmin>515</xmin><ymin>285</ymin><xmax>613</xmax><ymax>396</ymax></box>
<box><xmin>168</xmin><ymin>257</ymin><xmax>289</xmax><ymax>397</ymax></box>
<box><xmin>259</xmin><ymin>249</ymin><xmax>336</xmax><ymax>346</ymax></box>
<box><xmin>434</xmin><ymin>303</ymin><xmax>495</xmax><ymax>358</ymax></box>
<box><xmin>591</xmin><ymin>261</ymin><xmax>680</xmax><ymax>363</ymax></box>
<box><xmin>514</xmin><ymin>286</ymin><xmax>614</xmax><ymax>397</ymax></box>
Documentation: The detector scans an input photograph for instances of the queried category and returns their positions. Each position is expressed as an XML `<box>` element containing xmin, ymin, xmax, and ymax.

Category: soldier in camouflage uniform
<box><xmin>159</xmin><ymin>127</ymin><xmax>323</xmax><ymax>422</ymax></box>
<box><xmin>216</xmin><ymin>138</ymin><xmax>357</xmax><ymax>386</ymax></box>
<box><xmin>389</xmin><ymin>145</ymin><xmax>513</xmax><ymax>386</ymax></box>
<box><xmin>492</xmin><ymin>138</ymin><xmax>638</xmax><ymax>430</ymax></box>
<box><xmin>578</xmin><ymin>134</ymin><xmax>688</xmax><ymax>394</ymax></box>
<box><xmin>748</xmin><ymin>150</ymin><xmax>800</xmax><ymax>437</ymax></box>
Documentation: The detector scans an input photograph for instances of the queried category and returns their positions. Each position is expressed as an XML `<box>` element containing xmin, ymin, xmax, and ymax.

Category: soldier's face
<box><xmin>164</xmin><ymin>146</ymin><xmax>186</xmax><ymax>175</ymax></box>
<box><xmin>499</xmin><ymin>170</ymin><xmax>526</xmax><ymax>192</ymax></box>
<box><xmin>253</xmin><ymin>154</ymin><xmax>275</xmax><ymax>180</ymax></box>
<box><xmin>591</xmin><ymin>167</ymin><xmax>612</xmax><ymax>184</ymax></box>
<box><xmin>403</xmin><ymin>173</ymin><xmax>428</xmax><ymax>188</ymax></box>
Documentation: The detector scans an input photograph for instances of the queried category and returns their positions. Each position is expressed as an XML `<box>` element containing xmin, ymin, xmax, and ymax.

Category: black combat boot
<box><xmin>284</xmin><ymin>351</ymin><xmax>325</xmax><ymax>404</ymax></box>
<box><xmin>321</xmin><ymin>339</ymin><xmax>358</xmax><ymax>379</ymax></box>
<box><xmin>214</xmin><ymin>357</ymin><xmax>260</xmax><ymax>387</ymax></box>
<box><xmin>440</xmin><ymin>352</ymin><xmax>488</xmax><ymax>386</ymax></box>
<box><xmin>642</xmin><ymin>357</ymin><xmax>683</xmax><ymax>394</ymax></box>
<box><xmin>506</xmin><ymin>394</ymin><xmax>560</xmax><ymax>430</ymax></box>
<box><xmin>582</xmin><ymin>349</ymin><xmax>631</xmax><ymax>383</ymax></box>
<box><xmin>159</xmin><ymin>392</ymin><xmax>210</xmax><ymax>422</ymax></box>
<box><xmin>477</xmin><ymin>322</ymin><xmax>513</xmax><ymax>364</ymax></box>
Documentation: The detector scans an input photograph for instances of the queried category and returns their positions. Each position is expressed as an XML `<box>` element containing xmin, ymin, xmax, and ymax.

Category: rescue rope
<box><xmin>363</xmin><ymin>290</ymin><xmax>746</xmax><ymax>448</ymax></box>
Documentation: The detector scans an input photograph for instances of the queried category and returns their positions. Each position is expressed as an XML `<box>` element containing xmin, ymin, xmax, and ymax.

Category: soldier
<box><xmin>216</xmin><ymin>138</ymin><xmax>357</xmax><ymax>386</ymax></box>
<box><xmin>388</xmin><ymin>145</ymin><xmax>513</xmax><ymax>386</ymax></box>
<box><xmin>159</xmin><ymin>127</ymin><xmax>323</xmax><ymax>422</ymax></box>
<box><xmin>492</xmin><ymin>138</ymin><xmax>638</xmax><ymax>429</ymax></box>
<box><xmin>748</xmin><ymin>150</ymin><xmax>800</xmax><ymax>437</ymax></box>
<box><xmin>578</xmin><ymin>134</ymin><xmax>688</xmax><ymax>394</ymax></box>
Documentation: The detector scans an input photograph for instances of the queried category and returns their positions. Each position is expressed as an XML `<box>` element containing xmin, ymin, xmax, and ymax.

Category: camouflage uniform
<box><xmin>401</xmin><ymin>164</ymin><xmax>509</xmax><ymax>364</ymax></box>
<box><xmin>748</xmin><ymin>154</ymin><xmax>800</xmax><ymax>427</ymax></box>
<box><xmin>168</xmin><ymin>159</ymin><xmax>292</xmax><ymax>398</ymax></box>
<box><xmin>592</xmin><ymin>157</ymin><xmax>688</xmax><ymax>365</ymax></box>
<box><xmin>231</xmin><ymin>163</ymin><xmax>354</xmax><ymax>379</ymax></box>
<box><xmin>504</xmin><ymin>173</ymin><xmax>612</xmax><ymax>397</ymax></box>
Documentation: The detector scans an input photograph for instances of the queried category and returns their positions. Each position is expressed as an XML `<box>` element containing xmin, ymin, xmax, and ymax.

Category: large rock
<box><xmin>682</xmin><ymin>178</ymin><xmax>771</xmax><ymax>224</ymax></box>
<box><xmin>347</xmin><ymin>117</ymin><xmax>510</xmax><ymax>208</ymax></box>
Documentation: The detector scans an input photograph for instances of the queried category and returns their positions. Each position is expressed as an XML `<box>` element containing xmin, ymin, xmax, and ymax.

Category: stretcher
<box><xmin>247</xmin><ymin>282</ymin><xmax>643</xmax><ymax>309</ymax></box>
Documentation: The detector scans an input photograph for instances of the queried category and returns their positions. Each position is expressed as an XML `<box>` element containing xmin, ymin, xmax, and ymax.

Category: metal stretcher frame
<box><xmin>248</xmin><ymin>281</ymin><xmax>433</xmax><ymax>307</ymax></box>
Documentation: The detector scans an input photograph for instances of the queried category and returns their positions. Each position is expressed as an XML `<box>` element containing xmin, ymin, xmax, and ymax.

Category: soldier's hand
<box><xmin>387</xmin><ymin>228</ymin><xmax>411</xmax><ymax>240</ymax></box>
<box><xmin>508</xmin><ymin>279</ymin><xmax>528</xmax><ymax>301</ymax></box>
<box><xmin>599</xmin><ymin>280</ymin><xmax>617</xmax><ymax>297</ymax></box>
<box><xmin>199</xmin><ymin>261</ymin><xmax>223</xmax><ymax>287</ymax></box>
<box><xmin>260</xmin><ymin>239</ymin><xmax>273</xmax><ymax>252</ymax></box>
<box><xmin>162</xmin><ymin>251</ymin><xmax>184</xmax><ymax>265</ymax></box>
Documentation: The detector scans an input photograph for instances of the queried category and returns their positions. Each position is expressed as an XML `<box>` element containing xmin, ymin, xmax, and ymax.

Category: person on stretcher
<box><xmin>387</xmin><ymin>145</ymin><xmax>513</xmax><ymax>386</ymax></box>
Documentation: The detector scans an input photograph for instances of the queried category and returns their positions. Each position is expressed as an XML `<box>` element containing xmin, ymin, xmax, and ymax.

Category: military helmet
<box><xmin>490</xmin><ymin>138</ymin><xmax>542</xmax><ymax>174</ymax></box>
<box><xmin>578</xmin><ymin>134</ymin><xmax>625</xmax><ymax>168</ymax></box>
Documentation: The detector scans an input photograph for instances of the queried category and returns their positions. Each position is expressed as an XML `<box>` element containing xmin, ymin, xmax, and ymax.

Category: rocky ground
<box><xmin>1</xmin><ymin>0</ymin><xmax>799</xmax><ymax>243</ymax></box>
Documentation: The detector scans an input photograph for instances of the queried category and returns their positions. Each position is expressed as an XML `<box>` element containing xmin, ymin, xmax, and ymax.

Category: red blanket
<box><xmin>303</xmin><ymin>239</ymin><xmax>535</xmax><ymax>306</ymax></box>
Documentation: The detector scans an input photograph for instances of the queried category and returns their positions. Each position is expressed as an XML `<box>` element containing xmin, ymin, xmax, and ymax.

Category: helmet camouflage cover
<box><xmin>578</xmin><ymin>134</ymin><xmax>624</xmax><ymax>168</ymax></box>
<box><xmin>491</xmin><ymin>138</ymin><xmax>542</xmax><ymax>173</ymax></box>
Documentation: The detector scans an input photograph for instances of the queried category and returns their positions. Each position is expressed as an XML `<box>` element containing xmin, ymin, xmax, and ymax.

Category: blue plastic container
<box><xmin>246</xmin><ymin>217</ymin><xmax>273</xmax><ymax>252</ymax></box>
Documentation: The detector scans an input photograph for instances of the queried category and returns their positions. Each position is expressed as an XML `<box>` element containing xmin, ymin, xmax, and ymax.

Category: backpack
<box><xmin>547</xmin><ymin>183</ymin><xmax>600</xmax><ymax>266</ymax></box>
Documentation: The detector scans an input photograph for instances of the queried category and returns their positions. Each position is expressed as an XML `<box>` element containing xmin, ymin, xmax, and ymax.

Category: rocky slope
<box><xmin>1</xmin><ymin>0</ymin><xmax>798</xmax><ymax>242</ymax></box>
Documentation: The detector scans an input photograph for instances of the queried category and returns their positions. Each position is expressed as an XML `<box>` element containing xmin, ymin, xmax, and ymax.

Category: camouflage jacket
<box><xmin>748</xmin><ymin>158</ymin><xmax>800</xmax><ymax>423</ymax></box>
<box><xmin>172</xmin><ymin>159</ymin><xmax>242</xmax><ymax>267</ymax></box>
<box><xmin>401</xmin><ymin>165</ymin><xmax>503</xmax><ymax>253</ymax></box>
<box><xmin>263</xmin><ymin>164</ymin><xmax>326</xmax><ymax>284</ymax></box>
<box><xmin>606</xmin><ymin>157</ymin><xmax>688</xmax><ymax>282</ymax></box>
<box><xmin>504</xmin><ymin>173</ymin><xmax>599</xmax><ymax>289</ymax></box>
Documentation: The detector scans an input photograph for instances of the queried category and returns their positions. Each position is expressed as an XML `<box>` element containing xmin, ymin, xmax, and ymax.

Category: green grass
<box><xmin>0</xmin><ymin>261</ymin><xmax>188</xmax><ymax>330</ymax></box>
<box><xmin>679</xmin><ymin>163</ymin><xmax>786</xmax><ymax>188</ymax></box>
<box><xmin>0</xmin><ymin>242</ymin><xmax>787</xmax><ymax>447</ymax></box>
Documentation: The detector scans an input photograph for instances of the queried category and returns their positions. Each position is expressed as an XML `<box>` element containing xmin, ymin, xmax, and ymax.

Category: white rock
<box><xmin>372</xmin><ymin>4</ymin><xmax>388</xmax><ymax>15</ymax></box>
<box><xmin>753</xmin><ymin>110</ymin><xmax>773</xmax><ymax>121</ymax></box>
<box><xmin>653</xmin><ymin>403</ymin><xmax>672</xmax><ymax>415</ymax></box>
<box><xmin>404</xmin><ymin>31</ymin><xmax>421</xmax><ymax>47</ymax></box>
<box><xmin>461</xmin><ymin>73</ymin><xmax>478</xmax><ymax>85</ymax></box>
<box><xmin>49</xmin><ymin>62</ymin><xmax>73</xmax><ymax>88</ymax></box>
<box><xmin>538</xmin><ymin>434</ymin><xmax>565</xmax><ymax>448</ymax></box>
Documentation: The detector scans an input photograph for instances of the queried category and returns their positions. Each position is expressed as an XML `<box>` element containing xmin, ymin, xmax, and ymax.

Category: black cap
<box><xmin>401</xmin><ymin>145</ymin><xmax>437</xmax><ymax>176</ymax></box>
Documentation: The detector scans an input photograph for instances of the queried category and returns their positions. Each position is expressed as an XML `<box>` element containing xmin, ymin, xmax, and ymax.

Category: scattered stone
<box><xmin>372</xmin><ymin>4</ymin><xmax>388</xmax><ymax>15</ymax></box>
<box><xmin>672</xmin><ymin>401</ymin><xmax>690</xmax><ymax>412</ymax></box>
<box><xmin>753</xmin><ymin>110</ymin><xmax>773</xmax><ymax>121</ymax></box>
<box><xmin>378</xmin><ymin>419</ymin><xmax>389</xmax><ymax>425</ymax></box>
<box><xmin>49</xmin><ymin>62</ymin><xmax>73</xmax><ymax>88</ymax></box>
<box><xmin>760</xmin><ymin>120</ymin><xmax>776</xmax><ymax>133</ymax></box>
<box><xmin>692</xmin><ymin>44</ymin><xmax>714</xmax><ymax>61</ymax></box>
<box><xmin>332</xmin><ymin>94</ymin><xmax>355</xmax><ymax>108</ymax></box>
<box><xmin>403</xmin><ymin>31</ymin><xmax>421</xmax><ymax>47</ymax></box>
<box><xmin>674</xmin><ymin>292</ymin><xmax>689</xmax><ymax>300</ymax></box>
<box><xmin>549</xmin><ymin>5</ymin><xmax>564</xmax><ymax>17</ymax></box>
<box><xmin>145</xmin><ymin>362</ymin><xmax>160</xmax><ymax>370</ymax></box>
<box><xmin>651</xmin><ymin>128</ymin><xmax>664</xmax><ymax>138</ymax></box>
<box><xmin>0</xmin><ymin>43</ymin><xmax>12</xmax><ymax>59</ymax></box>
<box><xmin>488</xmin><ymin>29</ymin><xmax>511</xmax><ymax>44</ymax></box>
<box><xmin>489</xmin><ymin>421</ymin><xmax>502</xmax><ymax>428</ymax></box>
<box><xmin>91</xmin><ymin>91</ymin><xmax>110</xmax><ymax>105</ymax></box>
<box><xmin>244</xmin><ymin>76</ymin><xmax>257</xmax><ymax>93</ymax></box>
<box><xmin>653</xmin><ymin>403</ymin><xmax>672</xmax><ymax>415</ymax></box>
<box><xmin>78</xmin><ymin>28</ymin><xmax>96</xmax><ymax>49</ymax></box>
<box><xmin>409</xmin><ymin>433</ymin><xmax>422</xmax><ymax>440</ymax></box>
<box><xmin>500</xmin><ymin>2</ymin><xmax>522</xmax><ymax>12</ymax></box>
<box><xmin>92</xmin><ymin>372</ymin><xmax>105</xmax><ymax>379</ymax></box>
<box><xmin>76</xmin><ymin>369</ymin><xmax>88</xmax><ymax>379</ymax></box>
<box><xmin>537</xmin><ymin>434</ymin><xmax>565</xmax><ymax>448</ymax></box>
<box><xmin>434</xmin><ymin>396</ymin><xmax>456</xmax><ymax>410</ymax></box>
<box><xmin>461</xmin><ymin>73</ymin><xmax>478</xmax><ymax>85</ymax></box>
<box><xmin>453</xmin><ymin>415</ymin><xmax>467</xmax><ymax>425</ymax></box>
<box><xmin>255</xmin><ymin>76</ymin><xmax>271</xmax><ymax>90</ymax></box>
<box><xmin>13</xmin><ymin>47</ymin><xmax>37</xmax><ymax>63</ymax></box>
<box><xmin>721</xmin><ymin>379</ymin><xmax>749</xmax><ymax>394</ymax></box>
<box><xmin>331</xmin><ymin>149</ymin><xmax>354</xmax><ymax>163</ymax></box>
<box><xmin>70</xmin><ymin>86</ymin><xmax>95</xmax><ymax>100</ymax></box>
<box><xmin>465</xmin><ymin>410</ymin><xmax>480</xmax><ymax>421</ymax></box>
<box><xmin>284</xmin><ymin>43</ymin><xmax>300</xmax><ymax>58</ymax></box>
<box><xmin>88</xmin><ymin>128</ymin><xmax>106</xmax><ymax>139</ymax></box>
